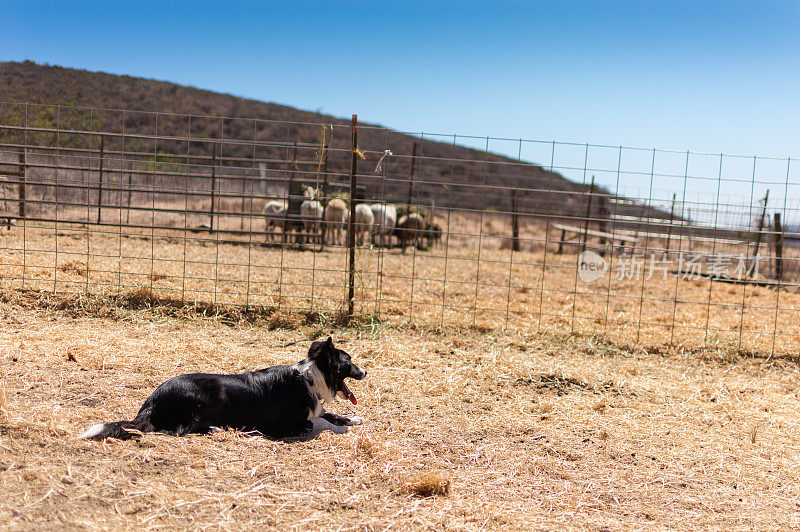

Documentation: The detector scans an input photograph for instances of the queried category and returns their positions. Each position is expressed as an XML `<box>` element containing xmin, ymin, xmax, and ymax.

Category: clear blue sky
<box><xmin>2</xmin><ymin>0</ymin><xmax>798</xmax><ymax>212</ymax></box>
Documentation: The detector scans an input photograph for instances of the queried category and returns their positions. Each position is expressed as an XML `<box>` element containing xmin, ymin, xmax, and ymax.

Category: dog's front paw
<box><xmin>311</xmin><ymin>417</ymin><xmax>349</xmax><ymax>434</ymax></box>
<box><xmin>348</xmin><ymin>416</ymin><xmax>364</xmax><ymax>426</ymax></box>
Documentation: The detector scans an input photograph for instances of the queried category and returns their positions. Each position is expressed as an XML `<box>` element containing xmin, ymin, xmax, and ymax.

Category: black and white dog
<box><xmin>77</xmin><ymin>337</ymin><xmax>366</xmax><ymax>440</ymax></box>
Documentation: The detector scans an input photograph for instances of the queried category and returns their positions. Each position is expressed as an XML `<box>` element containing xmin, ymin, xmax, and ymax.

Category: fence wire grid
<box><xmin>0</xmin><ymin>102</ymin><xmax>798</xmax><ymax>355</ymax></box>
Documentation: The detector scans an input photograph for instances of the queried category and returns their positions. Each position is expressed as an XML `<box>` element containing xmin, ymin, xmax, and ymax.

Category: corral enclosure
<box><xmin>0</xmin><ymin>102</ymin><xmax>799</xmax><ymax>354</ymax></box>
<box><xmin>0</xmin><ymin>98</ymin><xmax>800</xmax><ymax>530</ymax></box>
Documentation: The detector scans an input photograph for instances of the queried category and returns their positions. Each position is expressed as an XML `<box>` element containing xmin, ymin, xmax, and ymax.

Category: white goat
<box><xmin>264</xmin><ymin>200</ymin><xmax>286</xmax><ymax>242</ymax></box>
<box><xmin>354</xmin><ymin>204</ymin><xmax>375</xmax><ymax>245</ymax></box>
<box><xmin>324</xmin><ymin>198</ymin><xmax>349</xmax><ymax>246</ymax></box>
<box><xmin>369</xmin><ymin>203</ymin><xmax>397</xmax><ymax>247</ymax></box>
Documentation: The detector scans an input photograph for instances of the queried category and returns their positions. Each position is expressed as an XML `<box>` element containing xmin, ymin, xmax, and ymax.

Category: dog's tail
<box><xmin>77</xmin><ymin>418</ymin><xmax>152</xmax><ymax>440</ymax></box>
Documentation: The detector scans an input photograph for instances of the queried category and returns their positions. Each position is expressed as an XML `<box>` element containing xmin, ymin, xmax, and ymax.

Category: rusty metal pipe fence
<box><xmin>0</xmin><ymin>102</ymin><xmax>798</xmax><ymax>354</ymax></box>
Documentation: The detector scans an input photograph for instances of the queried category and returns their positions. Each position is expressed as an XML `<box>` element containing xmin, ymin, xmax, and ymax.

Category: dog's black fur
<box><xmin>77</xmin><ymin>337</ymin><xmax>366</xmax><ymax>440</ymax></box>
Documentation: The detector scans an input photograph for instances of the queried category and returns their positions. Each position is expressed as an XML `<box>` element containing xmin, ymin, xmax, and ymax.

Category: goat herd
<box><xmin>263</xmin><ymin>185</ymin><xmax>442</xmax><ymax>252</ymax></box>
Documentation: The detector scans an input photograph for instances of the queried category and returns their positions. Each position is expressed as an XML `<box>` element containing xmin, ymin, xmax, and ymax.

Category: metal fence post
<box><xmin>18</xmin><ymin>150</ymin><xmax>26</xmax><ymax>219</ymax></box>
<box><xmin>210</xmin><ymin>142</ymin><xmax>217</xmax><ymax>231</ymax></box>
<box><xmin>511</xmin><ymin>188</ymin><xmax>520</xmax><ymax>252</ymax></box>
<box><xmin>126</xmin><ymin>160</ymin><xmax>133</xmax><ymax>224</ymax></box>
<box><xmin>581</xmin><ymin>175</ymin><xmax>594</xmax><ymax>252</ymax></box>
<box><xmin>322</xmin><ymin>157</ymin><xmax>329</xmax><ymax>203</ymax></box>
<box><xmin>96</xmin><ymin>136</ymin><xmax>105</xmax><ymax>223</ymax></box>
<box><xmin>347</xmin><ymin>114</ymin><xmax>358</xmax><ymax>316</ymax></box>
<box><xmin>240</xmin><ymin>174</ymin><xmax>246</xmax><ymax>231</ymax></box>
<box><xmin>774</xmin><ymin>212</ymin><xmax>783</xmax><ymax>281</ymax></box>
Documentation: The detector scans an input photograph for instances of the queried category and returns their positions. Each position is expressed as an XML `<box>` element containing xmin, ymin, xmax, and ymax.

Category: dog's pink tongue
<box><xmin>348</xmin><ymin>391</ymin><xmax>357</xmax><ymax>405</ymax></box>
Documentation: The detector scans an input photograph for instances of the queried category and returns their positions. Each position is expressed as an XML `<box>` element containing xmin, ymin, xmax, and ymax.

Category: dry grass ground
<box><xmin>0</xmin><ymin>210</ymin><xmax>799</xmax><ymax>355</ymax></box>
<box><xmin>2</xmin><ymin>298</ymin><xmax>800</xmax><ymax>530</ymax></box>
<box><xmin>1</xmin><ymin>210</ymin><xmax>800</xmax><ymax>529</ymax></box>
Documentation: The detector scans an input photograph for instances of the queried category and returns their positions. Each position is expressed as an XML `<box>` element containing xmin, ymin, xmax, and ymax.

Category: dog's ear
<box><xmin>308</xmin><ymin>340</ymin><xmax>324</xmax><ymax>359</ymax></box>
<box><xmin>308</xmin><ymin>337</ymin><xmax>335</xmax><ymax>360</ymax></box>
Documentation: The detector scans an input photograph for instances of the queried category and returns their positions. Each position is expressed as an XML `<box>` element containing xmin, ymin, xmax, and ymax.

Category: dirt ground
<box><xmin>2</xmin><ymin>299</ymin><xmax>800</xmax><ymax>530</ymax></box>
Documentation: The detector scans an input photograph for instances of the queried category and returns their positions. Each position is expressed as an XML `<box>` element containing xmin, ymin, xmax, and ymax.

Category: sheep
<box><xmin>395</xmin><ymin>213</ymin><xmax>426</xmax><ymax>252</ymax></box>
<box><xmin>354</xmin><ymin>204</ymin><xmax>375</xmax><ymax>245</ymax></box>
<box><xmin>302</xmin><ymin>185</ymin><xmax>318</xmax><ymax>200</ymax></box>
<box><xmin>425</xmin><ymin>221</ymin><xmax>443</xmax><ymax>248</ymax></box>
<box><xmin>300</xmin><ymin>200</ymin><xmax>323</xmax><ymax>245</ymax></box>
<box><xmin>324</xmin><ymin>198</ymin><xmax>349</xmax><ymax>246</ymax></box>
<box><xmin>369</xmin><ymin>203</ymin><xmax>397</xmax><ymax>247</ymax></box>
<box><xmin>263</xmin><ymin>200</ymin><xmax>287</xmax><ymax>242</ymax></box>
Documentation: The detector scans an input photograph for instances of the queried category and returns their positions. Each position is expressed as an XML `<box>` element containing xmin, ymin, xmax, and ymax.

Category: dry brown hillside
<box><xmin>0</xmin><ymin>60</ymin><xmax>670</xmax><ymax>223</ymax></box>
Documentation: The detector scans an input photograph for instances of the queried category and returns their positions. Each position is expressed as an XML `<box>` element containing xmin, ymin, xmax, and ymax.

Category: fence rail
<box><xmin>0</xmin><ymin>101</ymin><xmax>798</xmax><ymax>355</ymax></box>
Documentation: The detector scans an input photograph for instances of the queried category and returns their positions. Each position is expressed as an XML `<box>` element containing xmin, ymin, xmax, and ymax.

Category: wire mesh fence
<box><xmin>0</xmin><ymin>102</ymin><xmax>798</xmax><ymax>354</ymax></box>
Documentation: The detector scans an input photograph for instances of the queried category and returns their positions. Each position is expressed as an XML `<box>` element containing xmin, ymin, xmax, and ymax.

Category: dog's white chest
<box><xmin>293</xmin><ymin>360</ymin><xmax>336</xmax><ymax>410</ymax></box>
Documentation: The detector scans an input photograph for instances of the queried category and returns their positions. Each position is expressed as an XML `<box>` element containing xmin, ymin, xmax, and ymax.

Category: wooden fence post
<box><xmin>96</xmin><ymin>136</ymin><xmax>105</xmax><ymax>223</ymax></box>
<box><xmin>511</xmin><ymin>188</ymin><xmax>520</xmax><ymax>252</ymax></box>
<box><xmin>581</xmin><ymin>175</ymin><xmax>595</xmax><ymax>252</ymax></box>
<box><xmin>406</xmin><ymin>142</ymin><xmax>418</xmax><ymax>215</ymax></box>
<box><xmin>664</xmin><ymin>193</ymin><xmax>676</xmax><ymax>257</ymax></box>
<box><xmin>347</xmin><ymin>114</ymin><xmax>359</xmax><ymax>317</ymax></box>
<box><xmin>774</xmin><ymin>212</ymin><xmax>783</xmax><ymax>281</ymax></box>
<box><xmin>598</xmin><ymin>195</ymin><xmax>608</xmax><ymax>256</ymax></box>
<box><xmin>750</xmin><ymin>190</ymin><xmax>769</xmax><ymax>273</ymax></box>
<box><xmin>686</xmin><ymin>208</ymin><xmax>693</xmax><ymax>252</ymax></box>
<box><xmin>18</xmin><ymin>151</ymin><xmax>26</xmax><ymax>219</ymax></box>
<box><xmin>284</xmin><ymin>144</ymin><xmax>300</xmax><ymax>246</ymax></box>
<box><xmin>258</xmin><ymin>162</ymin><xmax>267</xmax><ymax>196</ymax></box>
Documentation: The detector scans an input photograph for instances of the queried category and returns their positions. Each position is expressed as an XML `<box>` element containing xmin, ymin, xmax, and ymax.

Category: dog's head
<box><xmin>308</xmin><ymin>336</ymin><xmax>366</xmax><ymax>404</ymax></box>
